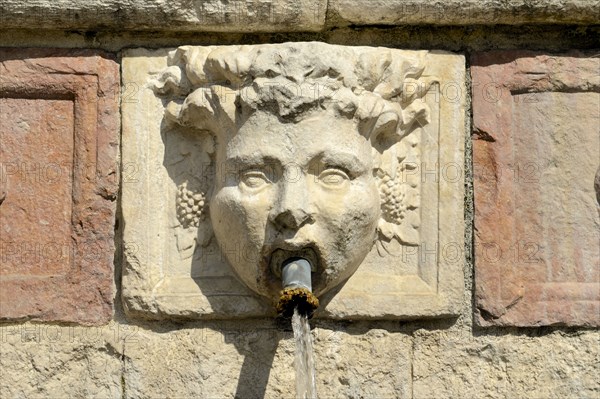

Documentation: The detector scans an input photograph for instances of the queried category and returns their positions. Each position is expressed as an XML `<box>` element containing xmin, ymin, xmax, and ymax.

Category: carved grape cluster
<box><xmin>379</xmin><ymin>174</ymin><xmax>408</xmax><ymax>224</ymax></box>
<box><xmin>176</xmin><ymin>181</ymin><xmax>206</xmax><ymax>228</ymax></box>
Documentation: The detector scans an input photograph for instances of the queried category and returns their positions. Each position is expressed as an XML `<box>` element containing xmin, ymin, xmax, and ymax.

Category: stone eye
<box><xmin>240</xmin><ymin>170</ymin><xmax>271</xmax><ymax>189</ymax></box>
<box><xmin>319</xmin><ymin>167</ymin><xmax>349</xmax><ymax>187</ymax></box>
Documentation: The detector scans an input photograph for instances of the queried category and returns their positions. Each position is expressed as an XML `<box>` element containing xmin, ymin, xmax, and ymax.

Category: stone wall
<box><xmin>1</xmin><ymin>2</ymin><xmax>599</xmax><ymax>398</ymax></box>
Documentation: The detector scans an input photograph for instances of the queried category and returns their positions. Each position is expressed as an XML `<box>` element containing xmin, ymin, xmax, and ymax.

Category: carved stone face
<box><xmin>210</xmin><ymin>110</ymin><xmax>381</xmax><ymax>302</ymax></box>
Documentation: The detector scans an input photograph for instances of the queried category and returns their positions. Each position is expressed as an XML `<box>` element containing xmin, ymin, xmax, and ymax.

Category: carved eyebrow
<box><xmin>225</xmin><ymin>151</ymin><xmax>369</xmax><ymax>175</ymax></box>
<box><xmin>225</xmin><ymin>154</ymin><xmax>282</xmax><ymax>169</ymax></box>
<box><xmin>317</xmin><ymin>151</ymin><xmax>369</xmax><ymax>175</ymax></box>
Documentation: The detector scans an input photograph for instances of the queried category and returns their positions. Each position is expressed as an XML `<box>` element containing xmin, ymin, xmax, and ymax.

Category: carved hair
<box><xmin>154</xmin><ymin>43</ymin><xmax>434</xmax><ymax>146</ymax></box>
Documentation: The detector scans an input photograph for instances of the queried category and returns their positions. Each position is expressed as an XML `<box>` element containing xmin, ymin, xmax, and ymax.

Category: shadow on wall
<box><xmin>595</xmin><ymin>165</ymin><xmax>600</xmax><ymax>208</ymax></box>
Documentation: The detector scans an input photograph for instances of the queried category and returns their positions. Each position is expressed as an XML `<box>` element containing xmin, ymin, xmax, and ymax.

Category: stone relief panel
<box><xmin>121</xmin><ymin>43</ymin><xmax>465</xmax><ymax>319</ymax></box>
<box><xmin>472</xmin><ymin>51</ymin><xmax>600</xmax><ymax>327</ymax></box>
<box><xmin>0</xmin><ymin>49</ymin><xmax>119</xmax><ymax>325</ymax></box>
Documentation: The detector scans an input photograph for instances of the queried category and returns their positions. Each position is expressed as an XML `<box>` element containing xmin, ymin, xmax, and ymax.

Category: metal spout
<box><xmin>281</xmin><ymin>257</ymin><xmax>312</xmax><ymax>291</ymax></box>
<box><xmin>276</xmin><ymin>257</ymin><xmax>319</xmax><ymax>318</ymax></box>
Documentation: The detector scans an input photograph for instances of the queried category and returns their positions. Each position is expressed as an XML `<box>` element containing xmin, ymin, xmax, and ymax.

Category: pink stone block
<box><xmin>471</xmin><ymin>50</ymin><xmax>600</xmax><ymax>327</ymax></box>
<box><xmin>0</xmin><ymin>49</ymin><xmax>119</xmax><ymax>325</ymax></box>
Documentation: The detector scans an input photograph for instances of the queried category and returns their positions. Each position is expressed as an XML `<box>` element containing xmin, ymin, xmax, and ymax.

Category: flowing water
<box><xmin>292</xmin><ymin>307</ymin><xmax>318</xmax><ymax>399</ymax></box>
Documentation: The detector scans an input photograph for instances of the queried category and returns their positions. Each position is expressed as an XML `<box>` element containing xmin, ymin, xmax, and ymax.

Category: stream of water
<box><xmin>292</xmin><ymin>307</ymin><xmax>318</xmax><ymax>399</ymax></box>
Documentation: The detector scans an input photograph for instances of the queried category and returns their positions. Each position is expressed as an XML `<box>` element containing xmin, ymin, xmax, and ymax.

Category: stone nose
<box><xmin>269</xmin><ymin>178</ymin><xmax>314</xmax><ymax>230</ymax></box>
<box><xmin>272</xmin><ymin>208</ymin><xmax>313</xmax><ymax>230</ymax></box>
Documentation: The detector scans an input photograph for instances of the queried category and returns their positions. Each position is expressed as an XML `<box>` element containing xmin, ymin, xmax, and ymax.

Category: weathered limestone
<box><xmin>123</xmin><ymin>323</ymin><xmax>412</xmax><ymax>398</ymax></box>
<box><xmin>0</xmin><ymin>0</ymin><xmax>327</xmax><ymax>32</ymax></box>
<box><xmin>0</xmin><ymin>323</ymin><xmax>123</xmax><ymax>398</ymax></box>
<box><xmin>3</xmin><ymin>320</ymin><xmax>597</xmax><ymax>398</ymax></box>
<box><xmin>329</xmin><ymin>0</ymin><xmax>599</xmax><ymax>25</ymax></box>
<box><xmin>0</xmin><ymin>2</ymin><xmax>597</xmax><ymax>396</ymax></box>
<box><xmin>0</xmin><ymin>49</ymin><xmax>119</xmax><ymax>325</ymax></box>
<box><xmin>121</xmin><ymin>43</ymin><xmax>465</xmax><ymax>320</ymax></box>
<box><xmin>0</xmin><ymin>0</ymin><xmax>597</xmax><ymax>31</ymax></box>
<box><xmin>471</xmin><ymin>51</ymin><xmax>600</xmax><ymax>327</ymax></box>
<box><xmin>413</xmin><ymin>330</ymin><xmax>600</xmax><ymax>398</ymax></box>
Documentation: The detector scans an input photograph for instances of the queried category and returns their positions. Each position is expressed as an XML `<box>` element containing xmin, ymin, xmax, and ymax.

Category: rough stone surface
<box><xmin>0</xmin><ymin>11</ymin><xmax>598</xmax><ymax>399</ymax></box>
<box><xmin>0</xmin><ymin>48</ymin><xmax>119</xmax><ymax>325</ymax></box>
<box><xmin>1</xmin><ymin>98</ymin><xmax>74</xmax><ymax>278</ymax></box>
<box><xmin>413</xmin><ymin>329</ymin><xmax>600</xmax><ymax>399</ymax></box>
<box><xmin>0</xmin><ymin>323</ymin><xmax>123</xmax><ymax>398</ymax></box>
<box><xmin>329</xmin><ymin>0</ymin><xmax>599</xmax><ymax>25</ymax></box>
<box><xmin>471</xmin><ymin>51</ymin><xmax>600</xmax><ymax>327</ymax></box>
<box><xmin>0</xmin><ymin>0</ymin><xmax>597</xmax><ymax>30</ymax></box>
<box><xmin>121</xmin><ymin>44</ymin><xmax>465</xmax><ymax>320</ymax></box>
<box><xmin>2</xmin><ymin>320</ymin><xmax>598</xmax><ymax>399</ymax></box>
<box><xmin>123</xmin><ymin>322</ymin><xmax>412</xmax><ymax>398</ymax></box>
<box><xmin>0</xmin><ymin>0</ymin><xmax>327</xmax><ymax>32</ymax></box>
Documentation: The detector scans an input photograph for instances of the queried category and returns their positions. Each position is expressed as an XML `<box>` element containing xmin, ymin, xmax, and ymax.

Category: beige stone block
<box><xmin>413</xmin><ymin>330</ymin><xmax>600</xmax><ymax>399</ymax></box>
<box><xmin>121</xmin><ymin>43</ymin><xmax>465</xmax><ymax>320</ymax></box>
<box><xmin>123</xmin><ymin>322</ymin><xmax>411</xmax><ymax>398</ymax></box>
<box><xmin>471</xmin><ymin>51</ymin><xmax>600</xmax><ymax>327</ymax></box>
<box><xmin>0</xmin><ymin>323</ymin><xmax>124</xmax><ymax>398</ymax></box>
<box><xmin>0</xmin><ymin>0</ymin><xmax>326</xmax><ymax>32</ymax></box>
<box><xmin>0</xmin><ymin>0</ymin><xmax>596</xmax><ymax>30</ymax></box>
<box><xmin>329</xmin><ymin>0</ymin><xmax>599</xmax><ymax>25</ymax></box>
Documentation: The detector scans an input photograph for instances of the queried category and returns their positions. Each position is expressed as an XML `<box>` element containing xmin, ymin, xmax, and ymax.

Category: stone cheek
<box><xmin>0</xmin><ymin>49</ymin><xmax>120</xmax><ymax>325</ymax></box>
<box><xmin>471</xmin><ymin>51</ymin><xmax>600</xmax><ymax>327</ymax></box>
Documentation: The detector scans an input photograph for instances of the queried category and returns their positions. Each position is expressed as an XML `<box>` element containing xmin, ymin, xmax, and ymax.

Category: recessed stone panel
<box><xmin>1</xmin><ymin>98</ymin><xmax>74</xmax><ymax>277</ymax></box>
<box><xmin>472</xmin><ymin>51</ymin><xmax>600</xmax><ymax>327</ymax></box>
<box><xmin>121</xmin><ymin>44</ymin><xmax>465</xmax><ymax>320</ymax></box>
<box><xmin>0</xmin><ymin>48</ymin><xmax>120</xmax><ymax>325</ymax></box>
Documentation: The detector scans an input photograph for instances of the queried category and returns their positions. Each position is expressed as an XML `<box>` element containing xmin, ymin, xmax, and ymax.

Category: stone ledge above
<box><xmin>328</xmin><ymin>0</ymin><xmax>600</xmax><ymax>26</ymax></box>
<box><xmin>0</xmin><ymin>0</ymin><xmax>327</xmax><ymax>32</ymax></box>
<box><xmin>0</xmin><ymin>0</ymin><xmax>597</xmax><ymax>32</ymax></box>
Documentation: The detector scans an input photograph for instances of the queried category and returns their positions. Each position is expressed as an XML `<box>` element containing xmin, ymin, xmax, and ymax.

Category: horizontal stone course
<box><xmin>329</xmin><ymin>0</ymin><xmax>599</xmax><ymax>26</ymax></box>
<box><xmin>0</xmin><ymin>0</ymin><xmax>327</xmax><ymax>32</ymax></box>
<box><xmin>413</xmin><ymin>330</ymin><xmax>600</xmax><ymax>398</ymax></box>
<box><xmin>0</xmin><ymin>0</ymin><xmax>596</xmax><ymax>32</ymax></box>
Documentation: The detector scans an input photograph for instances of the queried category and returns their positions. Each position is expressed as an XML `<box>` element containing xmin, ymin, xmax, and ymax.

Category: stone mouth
<box><xmin>268</xmin><ymin>246</ymin><xmax>319</xmax><ymax>278</ymax></box>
